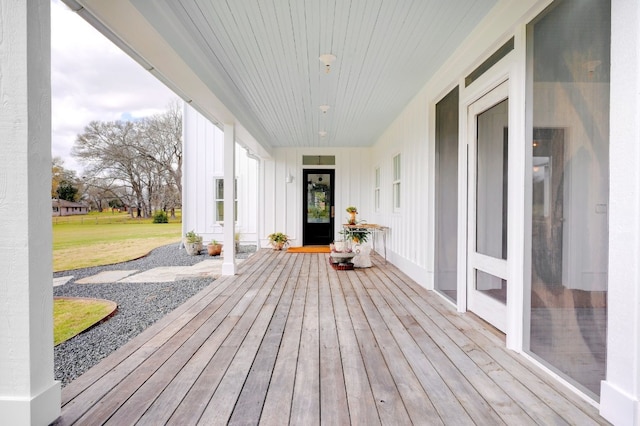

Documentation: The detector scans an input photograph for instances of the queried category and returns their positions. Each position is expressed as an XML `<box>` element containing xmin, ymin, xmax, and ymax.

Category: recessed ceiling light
<box><xmin>319</xmin><ymin>130</ymin><xmax>327</xmax><ymax>137</ymax></box>
<box><xmin>319</xmin><ymin>105</ymin><xmax>330</xmax><ymax>113</ymax></box>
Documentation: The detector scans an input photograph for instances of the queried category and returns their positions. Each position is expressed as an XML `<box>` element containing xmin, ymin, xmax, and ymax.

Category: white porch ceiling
<box><xmin>66</xmin><ymin>0</ymin><xmax>497</xmax><ymax>151</ymax></box>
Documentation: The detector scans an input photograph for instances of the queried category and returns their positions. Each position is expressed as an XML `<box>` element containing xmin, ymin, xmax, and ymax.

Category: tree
<box><xmin>72</xmin><ymin>103</ymin><xmax>183</xmax><ymax>217</ymax></box>
<box><xmin>51</xmin><ymin>156</ymin><xmax>78</xmax><ymax>198</ymax></box>
<box><xmin>56</xmin><ymin>180</ymin><xmax>79</xmax><ymax>202</ymax></box>
<box><xmin>81</xmin><ymin>176</ymin><xmax>120</xmax><ymax>212</ymax></box>
<box><xmin>73</xmin><ymin>120</ymin><xmax>149</xmax><ymax>216</ymax></box>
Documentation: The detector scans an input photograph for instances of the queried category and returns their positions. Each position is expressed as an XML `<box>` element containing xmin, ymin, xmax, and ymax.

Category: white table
<box><xmin>341</xmin><ymin>224</ymin><xmax>389</xmax><ymax>263</ymax></box>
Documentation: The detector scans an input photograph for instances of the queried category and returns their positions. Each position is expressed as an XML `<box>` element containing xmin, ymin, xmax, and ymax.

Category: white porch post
<box><xmin>0</xmin><ymin>1</ymin><xmax>61</xmax><ymax>425</ymax></box>
<box><xmin>600</xmin><ymin>0</ymin><xmax>640</xmax><ymax>425</ymax></box>
<box><xmin>222</xmin><ymin>123</ymin><xmax>236</xmax><ymax>275</ymax></box>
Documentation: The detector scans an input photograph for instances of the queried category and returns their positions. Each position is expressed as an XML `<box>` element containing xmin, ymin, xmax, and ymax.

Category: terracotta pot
<box><xmin>207</xmin><ymin>243</ymin><xmax>222</xmax><ymax>256</ymax></box>
<box><xmin>348</xmin><ymin>211</ymin><xmax>357</xmax><ymax>225</ymax></box>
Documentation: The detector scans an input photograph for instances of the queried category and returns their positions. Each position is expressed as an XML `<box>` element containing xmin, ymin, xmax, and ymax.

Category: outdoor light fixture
<box><xmin>319</xmin><ymin>105</ymin><xmax>330</xmax><ymax>113</ymax></box>
<box><xmin>319</xmin><ymin>53</ymin><xmax>336</xmax><ymax>73</ymax></box>
<box><xmin>285</xmin><ymin>170</ymin><xmax>294</xmax><ymax>184</ymax></box>
<box><xmin>319</xmin><ymin>130</ymin><xmax>327</xmax><ymax>137</ymax></box>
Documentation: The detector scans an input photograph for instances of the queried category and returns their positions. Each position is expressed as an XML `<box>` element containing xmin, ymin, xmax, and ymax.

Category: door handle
<box><xmin>331</xmin><ymin>206</ymin><xmax>335</xmax><ymax>218</ymax></box>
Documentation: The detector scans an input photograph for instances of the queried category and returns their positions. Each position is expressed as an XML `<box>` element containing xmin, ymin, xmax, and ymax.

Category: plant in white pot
<box><xmin>184</xmin><ymin>230</ymin><xmax>203</xmax><ymax>255</ymax></box>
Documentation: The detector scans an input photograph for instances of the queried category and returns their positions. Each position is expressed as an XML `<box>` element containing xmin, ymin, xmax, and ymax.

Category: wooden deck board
<box><xmin>289</xmin><ymin>253</ymin><xmax>321</xmax><ymax>425</ymax></box>
<box><xmin>318</xmin><ymin>254</ymin><xmax>351</xmax><ymax>425</ymax></box>
<box><xmin>57</xmin><ymin>250</ymin><xmax>608</xmax><ymax>426</ymax></box>
<box><xmin>364</xmin><ymin>268</ymin><xmax>535</xmax><ymax>425</ymax></box>
<box><xmin>259</xmin><ymin>254</ymin><xmax>310</xmax><ymax>425</ymax></box>
<box><xmin>328</xmin><ymin>259</ymin><xmax>381</xmax><ymax>425</ymax></box>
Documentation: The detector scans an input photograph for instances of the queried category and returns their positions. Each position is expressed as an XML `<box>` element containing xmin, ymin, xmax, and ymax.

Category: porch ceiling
<box><xmin>64</xmin><ymin>0</ymin><xmax>496</xmax><ymax>151</ymax></box>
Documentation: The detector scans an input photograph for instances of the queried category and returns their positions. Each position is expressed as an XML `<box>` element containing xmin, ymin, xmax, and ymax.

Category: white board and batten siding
<box><xmin>182</xmin><ymin>105</ymin><xmax>259</xmax><ymax>244</ymax></box>
<box><xmin>259</xmin><ymin>147</ymin><xmax>371</xmax><ymax>249</ymax></box>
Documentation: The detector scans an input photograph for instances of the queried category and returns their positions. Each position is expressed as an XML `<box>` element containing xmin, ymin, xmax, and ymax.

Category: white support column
<box><xmin>222</xmin><ymin>123</ymin><xmax>236</xmax><ymax>275</ymax></box>
<box><xmin>600</xmin><ymin>1</ymin><xmax>640</xmax><ymax>425</ymax></box>
<box><xmin>0</xmin><ymin>1</ymin><xmax>61</xmax><ymax>425</ymax></box>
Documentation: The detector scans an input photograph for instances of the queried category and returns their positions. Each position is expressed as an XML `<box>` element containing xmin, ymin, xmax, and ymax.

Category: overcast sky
<box><xmin>51</xmin><ymin>0</ymin><xmax>179</xmax><ymax>173</ymax></box>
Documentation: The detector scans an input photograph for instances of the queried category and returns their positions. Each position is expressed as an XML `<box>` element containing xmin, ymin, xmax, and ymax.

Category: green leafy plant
<box><xmin>185</xmin><ymin>230</ymin><xmax>203</xmax><ymax>243</ymax></box>
<box><xmin>152</xmin><ymin>210</ymin><xmax>169</xmax><ymax>223</ymax></box>
<box><xmin>346</xmin><ymin>206</ymin><xmax>358</xmax><ymax>213</ymax></box>
<box><xmin>267</xmin><ymin>232</ymin><xmax>290</xmax><ymax>249</ymax></box>
<box><xmin>341</xmin><ymin>228</ymin><xmax>369</xmax><ymax>244</ymax></box>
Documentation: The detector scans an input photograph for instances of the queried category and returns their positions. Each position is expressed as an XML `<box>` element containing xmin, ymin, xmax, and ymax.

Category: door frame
<box><xmin>302</xmin><ymin>168</ymin><xmax>335</xmax><ymax>245</ymax></box>
<box><xmin>466</xmin><ymin>81</ymin><xmax>510</xmax><ymax>333</ymax></box>
<box><xmin>456</xmin><ymin>44</ymin><xmax>526</xmax><ymax>351</ymax></box>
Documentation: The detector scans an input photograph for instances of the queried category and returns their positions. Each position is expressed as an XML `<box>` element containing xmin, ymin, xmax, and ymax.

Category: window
<box><xmin>392</xmin><ymin>154</ymin><xmax>401</xmax><ymax>210</ymax></box>
<box><xmin>302</xmin><ymin>155</ymin><xmax>335</xmax><ymax>165</ymax></box>
<box><xmin>215</xmin><ymin>177</ymin><xmax>238</xmax><ymax>222</ymax></box>
<box><xmin>526</xmin><ymin>0</ymin><xmax>610</xmax><ymax>399</ymax></box>
<box><xmin>374</xmin><ymin>167</ymin><xmax>381</xmax><ymax>211</ymax></box>
<box><xmin>434</xmin><ymin>86</ymin><xmax>459</xmax><ymax>303</ymax></box>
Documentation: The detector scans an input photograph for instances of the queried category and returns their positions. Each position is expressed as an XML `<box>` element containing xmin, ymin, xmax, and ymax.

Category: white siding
<box><xmin>182</xmin><ymin>105</ymin><xmax>258</xmax><ymax>244</ymax></box>
<box><xmin>260</xmin><ymin>147</ymin><xmax>370</xmax><ymax>248</ymax></box>
<box><xmin>366</xmin><ymin>1</ymin><xmax>547</xmax><ymax>289</ymax></box>
<box><xmin>371</xmin><ymin>95</ymin><xmax>431</xmax><ymax>286</ymax></box>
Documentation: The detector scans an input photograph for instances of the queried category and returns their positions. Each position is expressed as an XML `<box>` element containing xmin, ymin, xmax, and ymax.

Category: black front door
<box><xmin>303</xmin><ymin>169</ymin><xmax>335</xmax><ymax>245</ymax></box>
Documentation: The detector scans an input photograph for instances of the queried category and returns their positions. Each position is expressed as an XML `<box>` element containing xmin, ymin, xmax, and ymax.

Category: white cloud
<box><xmin>51</xmin><ymin>0</ymin><xmax>179</xmax><ymax>172</ymax></box>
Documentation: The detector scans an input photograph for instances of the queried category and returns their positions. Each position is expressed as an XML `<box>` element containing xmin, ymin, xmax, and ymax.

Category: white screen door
<box><xmin>467</xmin><ymin>81</ymin><xmax>509</xmax><ymax>332</ymax></box>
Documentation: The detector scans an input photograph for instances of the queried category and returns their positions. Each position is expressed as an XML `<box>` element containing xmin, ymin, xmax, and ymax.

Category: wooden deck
<box><xmin>56</xmin><ymin>250</ymin><xmax>607</xmax><ymax>425</ymax></box>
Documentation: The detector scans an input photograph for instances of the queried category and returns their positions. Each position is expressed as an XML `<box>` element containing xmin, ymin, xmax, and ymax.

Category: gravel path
<box><xmin>53</xmin><ymin>242</ymin><xmax>255</xmax><ymax>387</ymax></box>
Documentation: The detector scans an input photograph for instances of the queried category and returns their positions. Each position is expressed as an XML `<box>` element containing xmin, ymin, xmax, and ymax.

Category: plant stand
<box><xmin>329</xmin><ymin>250</ymin><xmax>355</xmax><ymax>271</ymax></box>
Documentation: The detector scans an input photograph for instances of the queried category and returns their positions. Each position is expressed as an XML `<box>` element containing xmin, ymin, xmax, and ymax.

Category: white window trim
<box><xmin>374</xmin><ymin>166</ymin><xmax>381</xmax><ymax>212</ymax></box>
<box><xmin>392</xmin><ymin>153</ymin><xmax>401</xmax><ymax>212</ymax></box>
<box><xmin>214</xmin><ymin>176</ymin><xmax>238</xmax><ymax>224</ymax></box>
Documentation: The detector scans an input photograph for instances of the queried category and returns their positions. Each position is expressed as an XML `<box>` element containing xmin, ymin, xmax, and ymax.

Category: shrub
<box><xmin>152</xmin><ymin>210</ymin><xmax>169</xmax><ymax>223</ymax></box>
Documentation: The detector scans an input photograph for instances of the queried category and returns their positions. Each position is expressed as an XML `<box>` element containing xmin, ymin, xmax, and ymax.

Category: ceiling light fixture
<box><xmin>319</xmin><ymin>105</ymin><xmax>330</xmax><ymax>113</ymax></box>
<box><xmin>319</xmin><ymin>130</ymin><xmax>327</xmax><ymax>137</ymax></box>
<box><xmin>319</xmin><ymin>53</ymin><xmax>336</xmax><ymax>73</ymax></box>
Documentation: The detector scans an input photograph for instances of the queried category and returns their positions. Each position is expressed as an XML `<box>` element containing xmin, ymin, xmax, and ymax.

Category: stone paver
<box><xmin>75</xmin><ymin>270</ymin><xmax>138</xmax><ymax>284</ymax></box>
<box><xmin>55</xmin><ymin>257</ymin><xmax>246</xmax><ymax>286</ymax></box>
<box><xmin>119</xmin><ymin>266</ymin><xmax>193</xmax><ymax>283</ymax></box>
<box><xmin>53</xmin><ymin>276</ymin><xmax>74</xmax><ymax>287</ymax></box>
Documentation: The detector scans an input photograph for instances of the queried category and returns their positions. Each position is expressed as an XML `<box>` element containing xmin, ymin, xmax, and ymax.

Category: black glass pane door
<box><xmin>303</xmin><ymin>169</ymin><xmax>335</xmax><ymax>245</ymax></box>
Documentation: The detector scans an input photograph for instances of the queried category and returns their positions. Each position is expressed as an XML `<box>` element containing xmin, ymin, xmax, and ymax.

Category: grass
<box><xmin>53</xmin><ymin>297</ymin><xmax>117</xmax><ymax>345</ymax></box>
<box><xmin>52</xmin><ymin>211</ymin><xmax>184</xmax><ymax>346</ymax></box>
<box><xmin>53</xmin><ymin>211</ymin><xmax>182</xmax><ymax>271</ymax></box>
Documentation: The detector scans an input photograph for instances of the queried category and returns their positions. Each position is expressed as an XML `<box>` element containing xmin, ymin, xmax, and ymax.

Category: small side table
<box><xmin>342</xmin><ymin>224</ymin><xmax>389</xmax><ymax>263</ymax></box>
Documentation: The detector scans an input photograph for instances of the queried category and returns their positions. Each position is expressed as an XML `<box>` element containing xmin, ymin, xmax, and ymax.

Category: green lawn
<box><xmin>53</xmin><ymin>211</ymin><xmax>184</xmax><ymax>345</ymax></box>
<box><xmin>53</xmin><ymin>211</ymin><xmax>182</xmax><ymax>271</ymax></box>
<box><xmin>54</xmin><ymin>298</ymin><xmax>117</xmax><ymax>345</ymax></box>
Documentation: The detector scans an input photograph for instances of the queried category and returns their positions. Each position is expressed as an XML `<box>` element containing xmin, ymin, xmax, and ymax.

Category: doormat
<box><xmin>287</xmin><ymin>246</ymin><xmax>331</xmax><ymax>253</ymax></box>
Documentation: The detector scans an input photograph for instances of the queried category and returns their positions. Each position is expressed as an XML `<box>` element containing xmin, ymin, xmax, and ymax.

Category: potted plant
<box><xmin>184</xmin><ymin>230</ymin><xmax>203</xmax><ymax>255</ymax></box>
<box><xmin>207</xmin><ymin>239</ymin><xmax>223</xmax><ymax>256</ymax></box>
<box><xmin>342</xmin><ymin>228</ymin><xmax>369</xmax><ymax>244</ymax></box>
<box><xmin>346</xmin><ymin>206</ymin><xmax>358</xmax><ymax>225</ymax></box>
<box><xmin>267</xmin><ymin>232</ymin><xmax>290</xmax><ymax>250</ymax></box>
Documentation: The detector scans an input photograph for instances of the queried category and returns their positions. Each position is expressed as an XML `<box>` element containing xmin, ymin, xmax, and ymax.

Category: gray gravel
<box><xmin>53</xmin><ymin>242</ymin><xmax>255</xmax><ymax>387</ymax></box>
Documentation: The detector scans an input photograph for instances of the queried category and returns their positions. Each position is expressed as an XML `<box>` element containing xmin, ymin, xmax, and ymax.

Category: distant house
<box><xmin>52</xmin><ymin>199</ymin><xmax>89</xmax><ymax>216</ymax></box>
